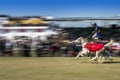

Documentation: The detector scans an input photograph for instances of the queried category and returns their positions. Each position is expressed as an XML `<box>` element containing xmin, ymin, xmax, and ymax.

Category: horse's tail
<box><xmin>104</xmin><ymin>39</ymin><xmax>113</xmax><ymax>47</ymax></box>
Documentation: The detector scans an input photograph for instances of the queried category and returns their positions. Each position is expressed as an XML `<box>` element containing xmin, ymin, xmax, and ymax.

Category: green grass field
<box><xmin>0</xmin><ymin>57</ymin><xmax>120</xmax><ymax>80</ymax></box>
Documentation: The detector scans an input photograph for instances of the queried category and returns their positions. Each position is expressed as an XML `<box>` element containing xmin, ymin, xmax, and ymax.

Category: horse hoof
<box><xmin>90</xmin><ymin>59</ymin><xmax>93</xmax><ymax>62</ymax></box>
<box><xmin>94</xmin><ymin>59</ymin><xmax>97</xmax><ymax>61</ymax></box>
<box><xmin>110</xmin><ymin>58</ymin><xmax>113</xmax><ymax>61</ymax></box>
<box><xmin>75</xmin><ymin>57</ymin><xmax>78</xmax><ymax>60</ymax></box>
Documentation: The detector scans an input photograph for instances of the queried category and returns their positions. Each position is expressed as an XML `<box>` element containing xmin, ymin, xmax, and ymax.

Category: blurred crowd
<box><xmin>0</xmin><ymin>35</ymin><xmax>81</xmax><ymax>57</ymax></box>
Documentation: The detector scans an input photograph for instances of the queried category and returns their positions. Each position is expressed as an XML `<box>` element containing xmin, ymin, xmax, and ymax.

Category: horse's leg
<box><xmin>107</xmin><ymin>50</ymin><xmax>113</xmax><ymax>61</ymax></box>
<box><xmin>75</xmin><ymin>51</ymin><xmax>84</xmax><ymax>59</ymax></box>
<box><xmin>98</xmin><ymin>54</ymin><xmax>102</xmax><ymax>63</ymax></box>
<box><xmin>98</xmin><ymin>54</ymin><xmax>105</xmax><ymax>63</ymax></box>
<box><xmin>105</xmin><ymin>47</ymin><xmax>113</xmax><ymax>61</ymax></box>
<box><xmin>90</xmin><ymin>51</ymin><xmax>99</xmax><ymax>61</ymax></box>
<box><xmin>100</xmin><ymin>56</ymin><xmax>105</xmax><ymax>63</ymax></box>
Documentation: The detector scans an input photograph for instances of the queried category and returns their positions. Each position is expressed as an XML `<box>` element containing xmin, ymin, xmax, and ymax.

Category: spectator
<box><xmin>36</xmin><ymin>42</ymin><xmax>44</xmax><ymax>57</ymax></box>
<box><xmin>4</xmin><ymin>40</ymin><xmax>13</xmax><ymax>56</ymax></box>
<box><xmin>0</xmin><ymin>39</ymin><xmax>5</xmax><ymax>56</ymax></box>
<box><xmin>23</xmin><ymin>42</ymin><xmax>31</xmax><ymax>57</ymax></box>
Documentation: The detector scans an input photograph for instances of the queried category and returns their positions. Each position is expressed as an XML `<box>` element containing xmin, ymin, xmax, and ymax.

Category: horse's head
<box><xmin>74</xmin><ymin>37</ymin><xmax>82</xmax><ymax>43</ymax></box>
<box><xmin>74</xmin><ymin>37</ymin><xmax>87</xmax><ymax>44</ymax></box>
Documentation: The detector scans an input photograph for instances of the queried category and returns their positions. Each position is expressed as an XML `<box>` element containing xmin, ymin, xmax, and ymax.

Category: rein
<box><xmin>86</xmin><ymin>33</ymin><xmax>94</xmax><ymax>40</ymax></box>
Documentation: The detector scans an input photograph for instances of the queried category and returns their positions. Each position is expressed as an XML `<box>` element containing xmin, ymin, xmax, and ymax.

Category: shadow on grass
<box><xmin>103</xmin><ymin>61</ymin><xmax>120</xmax><ymax>64</ymax></box>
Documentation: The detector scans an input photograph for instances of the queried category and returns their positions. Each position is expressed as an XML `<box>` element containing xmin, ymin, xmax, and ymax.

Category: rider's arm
<box><xmin>94</xmin><ymin>25</ymin><xmax>98</xmax><ymax>32</ymax></box>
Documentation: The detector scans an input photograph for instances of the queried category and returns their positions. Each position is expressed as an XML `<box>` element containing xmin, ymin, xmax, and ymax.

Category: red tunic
<box><xmin>84</xmin><ymin>43</ymin><xmax>104</xmax><ymax>52</ymax></box>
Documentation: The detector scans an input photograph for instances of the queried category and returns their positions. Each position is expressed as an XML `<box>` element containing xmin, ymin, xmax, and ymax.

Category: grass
<box><xmin>0</xmin><ymin>57</ymin><xmax>120</xmax><ymax>80</ymax></box>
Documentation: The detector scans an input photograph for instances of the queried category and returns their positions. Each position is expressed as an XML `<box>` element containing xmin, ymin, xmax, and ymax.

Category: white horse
<box><xmin>74</xmin><ymin>37</ymin><xmax>113</xmax><ymax>63</ymax></box>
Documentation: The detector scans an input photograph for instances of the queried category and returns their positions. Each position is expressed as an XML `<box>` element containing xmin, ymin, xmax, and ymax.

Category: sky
<box><xmin>0</xmin><ymin>0</ymin><xmax>120</xmax><ymax>17</ymax></box>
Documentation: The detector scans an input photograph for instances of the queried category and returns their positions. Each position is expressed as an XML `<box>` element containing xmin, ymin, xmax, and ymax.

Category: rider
<box><xmin>91</xmin><ymin>23</ymin><xmax>103</xmax><ymax>43</ymax></box>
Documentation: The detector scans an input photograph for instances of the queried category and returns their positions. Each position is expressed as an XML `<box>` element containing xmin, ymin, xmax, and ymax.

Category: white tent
<box><xmin>0</xmin><ymin>32</ymin><xmax>16</xmax><ymax>39</ymax></box>
<box><xmin>44</xmin><ymin>30</ymin><xmax>58</xmax><ymax>35</ymax></box>
<box><xmin>16</xmin><ymin>32</ymin><xmax>32</xmax><ymax>37</ymax></box>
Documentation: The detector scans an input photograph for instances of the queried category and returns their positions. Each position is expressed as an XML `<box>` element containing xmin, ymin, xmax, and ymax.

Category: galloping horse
<box><xmin>74</xmin><ymin>37</ymin><xmax>113</xmax><ymax>63</ymax></box>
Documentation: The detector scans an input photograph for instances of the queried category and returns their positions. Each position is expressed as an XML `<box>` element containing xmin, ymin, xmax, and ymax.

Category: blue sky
<box><xmin>0</xmin><ymin>0</ymin><xmax>120</xmax><ymax>17</ymax></box>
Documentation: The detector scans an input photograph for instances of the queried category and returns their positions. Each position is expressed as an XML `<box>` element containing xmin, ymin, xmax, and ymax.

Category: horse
<box><xmin>74</xmin><ymin>37</ymin><xmax>113</xmax><ymax>63</ymax></box>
